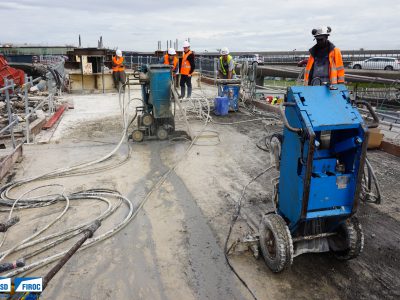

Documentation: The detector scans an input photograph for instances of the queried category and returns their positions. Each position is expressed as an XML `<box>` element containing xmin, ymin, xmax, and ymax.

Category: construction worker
<box><xmin>218</xmin><ymin>47</ymin><xmax>236</xmax><ymax>79</ymax></box>
<box><xmin>304</xmin><ymin>26</ymin><xmax>345</xmax><ymax>86</ymax></box>
<box><xmin>112</xmin><ymin>49</ymin><xmax>126</xmax><ymax>90</ymax></box>
<box><xmin>179</xmin><ymin>41</ymin><xmax>195</xmax><ymax>99</ymax></box>
<box><xmin>161</xmin><ymin>48</ymin><xmax>179</xmax><ymax>75</ymax></box>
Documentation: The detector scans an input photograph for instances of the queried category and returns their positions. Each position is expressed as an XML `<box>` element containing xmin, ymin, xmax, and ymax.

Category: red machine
<box><xmin>0</xmin><ymin>55</ymin><xmax>25</xmax><ymax>88</ymax></box>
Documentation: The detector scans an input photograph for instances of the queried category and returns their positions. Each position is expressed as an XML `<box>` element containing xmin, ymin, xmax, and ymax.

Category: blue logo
<box><xmin>0</xmin><ymin>278</ymin><xmax>11</xmax><ymax>293</ymax></box>
<box><xmin>15</xmin><ymin>277</ymin><xmax>43</xmax><ymax>292</ymax></box>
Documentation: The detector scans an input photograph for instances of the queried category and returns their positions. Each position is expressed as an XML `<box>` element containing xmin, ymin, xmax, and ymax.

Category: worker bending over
<box><xmin>218</xmin><ymin>47</ymin><xmax>236</xmax><ymax>79</ymax></box>
<box><xmin>304</xmin><ymin>26</ymin><xmax>344</xmax><ymax>86</ymax></box>
<box><xmin>161</xmin><ymin>48</ymin><xmax>179</xmax><ymax>75</ymax></box>
<box><xmin>112</xmin><ymin>49</ymin><xmax>126</xmax><ymax>90</ymax></box>
<box><xmin>179</xmin><ymin>41</ymin><xmax>195</xmax><ymax>99</ymax></box>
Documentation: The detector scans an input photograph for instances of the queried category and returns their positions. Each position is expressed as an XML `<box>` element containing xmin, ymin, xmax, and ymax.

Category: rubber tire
<box><xmin>384</xmin><ymin>66</ymin><xmax>393</xmax><ymax>71</ymax></box>
<box><xmin>259</xmin><ymin>214</ymin><xmax>293</xmax><ymax>273</ymax></box>
<box><xmin>156</xmin><ymin>127</ymin><xmax>168</xmax><ymax>140</ymax></box>
<box><xmin>131</xmin><ymin>130</ymin><xmax>144</xmax><ymax>142</ymax></box>
<box><xmin>142</xmin><ymin>113</ymin><xmax>153</xmax><ymax>127</ymax></box>
<box><xmin>329</xmin><ymin>216</ymin><xmax>364</xmax><ymax>260</ymax></box>
<box><xmin>353</xmin><ymin>64</ymin><xmax>362</xmax><ymax>69</ymax></box>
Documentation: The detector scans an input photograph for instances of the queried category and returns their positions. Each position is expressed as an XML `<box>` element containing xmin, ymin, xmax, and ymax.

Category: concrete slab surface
<box><xmin>0</xmin><ymin>86</ymin><xmax>399</xmax><ymax>300</ymax></box>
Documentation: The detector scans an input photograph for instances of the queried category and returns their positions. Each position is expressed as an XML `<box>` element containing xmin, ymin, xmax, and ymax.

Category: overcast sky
<box><xmin>1</xmin><ymin>0</ymin><xmax>399</xmax><ymax>52</ymax></box>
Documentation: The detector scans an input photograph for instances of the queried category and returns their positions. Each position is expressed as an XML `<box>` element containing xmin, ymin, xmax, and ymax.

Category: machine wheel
<box><xmin>270</xmin><ymin>133</ymin><xmax>283</xmax><ymax>170</ymax></box>
<box><xmin>353</xmin><ymin>64</ymin><xmax>362</xmax><ymax>69</ymax></box>
<box><xmin>142</xmin><ymin>113</ymin><xmax>153</xmax><ymax>127</ymax></box>
<box><xmin>259</xmin><ymin>214</ymin><xmax>293</xmax><ymax>273</ymax></box>
<box><xmin>328</xmin><ymin>216</ymin><xmax>364</xmax><ymax>260</ymax></box>
<box><xmin>384</xmin><ymin>65</ymin><xmax>393</xmax><ymax>71</ymax></box>
<box><xmin>156</xmin><ymin>127</ymin><xmax>168</xmax><ymax>140</ymax></box>
<box><xmin>131</xmin><ymin>130</ymin><xmax>144</xmax><ymax>142</ymax></box>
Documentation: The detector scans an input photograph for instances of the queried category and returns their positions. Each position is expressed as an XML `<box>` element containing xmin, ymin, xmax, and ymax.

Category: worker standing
<box><xmin>112</xmin><ymin>49</ymin><xmax>126</xmax><ymax>90</ymax></box>
<box><xmin>304</xmin><ymin>26</ymin><xmax>345</xmax><ymax>86</ymax></box>
<box><xmin>179</xmin><ymin>41</ymin><xmax>195</xmax><ymax>99</ymax></box>
<box><xmin>217</xmin><ymin>47</ymin><xmax>236</xmax><ymax>79</ymax></box>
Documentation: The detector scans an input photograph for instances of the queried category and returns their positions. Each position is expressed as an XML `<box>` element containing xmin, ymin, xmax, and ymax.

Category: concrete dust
<box><xmin>1</xmin><ymin>90</ymin><xmax>399</xmax><ymax>299</ymax></box>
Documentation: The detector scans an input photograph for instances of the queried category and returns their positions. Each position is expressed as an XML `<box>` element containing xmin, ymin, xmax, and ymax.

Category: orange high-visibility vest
<box><xmin>304</xmin><ymin>47</ymin><xmax>344</xmax><ymax>85</ymax></box>
<box><xmin>180</xmin><ymin>50</ymin><xmax>193</xmax><ymax>75</ymax></box>
<box><xmin>112</xmin><ymin>56</ymin><xmax>125</xmax><ymax>72</ymax></box>
<box><xmin>163</xmin><ymin>54</ymin><xmax>178</xmax><ymax>71</ymax></box>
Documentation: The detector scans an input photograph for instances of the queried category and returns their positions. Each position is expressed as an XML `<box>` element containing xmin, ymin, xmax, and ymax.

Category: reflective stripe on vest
<box><xmin>181</xmin><ymin>50</ymin><xmax>192</xmax><ymax>75</ymax></box>
<box><xmin>112</xmin><ymin>56</ymin><xmax>125</xmax><ymax>72</ymax></box>
<box><xmin>164</xmin><ymin>54</ymin><xmax>178</xmax><ymax>71</ymax></box>
<box><xmin>219</xmin><ymin>55</ymin><xmax>236</xmax><ymax>76</ymax></box>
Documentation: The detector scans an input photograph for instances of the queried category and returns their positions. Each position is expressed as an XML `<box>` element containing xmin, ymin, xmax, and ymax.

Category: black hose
<box><xmin>223</xmin><ymin>167</ymin><xmax>273</xmax><ymax>300</ymax></box>
<box><xmin>47</xmin><ymin>67</ymin><xmax>61</xmax><ymax>89</ymax></box>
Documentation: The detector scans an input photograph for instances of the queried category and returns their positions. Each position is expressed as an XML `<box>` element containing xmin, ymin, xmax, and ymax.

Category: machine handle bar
<box><xmin>279</xmin><ymin>102</ymin><xmax>303</xmax><ymax>134</ymax></box>
<box><xmin>355</xmin><ymin>100</ymin><xmax>379</xmax><ymax>129</ymax></box>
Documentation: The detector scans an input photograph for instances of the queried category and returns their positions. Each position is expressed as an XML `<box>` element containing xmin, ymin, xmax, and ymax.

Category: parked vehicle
<box><xmin>349</xmin><ymin>57</ymin><xmax>400</xmax><ymax>71</ymax></box>
<box><xmin>235</xmin><ymin>54</ymin><xmax>263</xmax><ymax>65</ymax></box>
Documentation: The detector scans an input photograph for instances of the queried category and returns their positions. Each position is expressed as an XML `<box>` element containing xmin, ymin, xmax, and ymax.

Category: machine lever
<box><xmin>279</xmin><ymin>103</ymin><xmax>303</xmax><ymax>134</ymax></box>
<box><xmin>355</xmin><ymin>100</ymin><xmax>379</xmax><ymax>129</ymax></box>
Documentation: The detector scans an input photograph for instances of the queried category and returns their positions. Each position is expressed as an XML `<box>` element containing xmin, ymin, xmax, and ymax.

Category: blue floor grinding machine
<box><xmin>260</xmin><ymin>84</ymin><xmax>379</xmax><ymax>272</ymax></box>
<box><xmin>131</xmin><ymin>64</ymin><xmax>175</xmax><ymax>142</ymax></box>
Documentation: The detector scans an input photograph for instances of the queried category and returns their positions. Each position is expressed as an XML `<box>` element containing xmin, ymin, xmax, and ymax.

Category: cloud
<box><xmin>0</xmin><ymin>0</ymin><xmax>398</xmax><ymax>51</ymax></box>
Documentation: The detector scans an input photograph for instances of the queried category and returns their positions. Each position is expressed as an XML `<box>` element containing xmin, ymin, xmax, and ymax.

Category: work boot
<box><xmin>187</xmin><ymin>86</ymin><xmax>192</xmax><ymax>99</ymax></box>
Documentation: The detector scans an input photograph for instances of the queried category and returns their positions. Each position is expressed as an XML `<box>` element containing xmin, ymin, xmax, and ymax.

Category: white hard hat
<box><xmin>221</xmin><ymin>47</ymin><xmax>229</xmax><ymax>55</ymax></box>
<box><xmin>116</xmin><ymin>49</ymin><xmax>122</xmax><ymax>57</ymax></box>
<box><xmin>182</xmin><ymin>41</ymin><xmax>190</xmax><ymax>48</ymax></box>
<box><xmin>168</xmin><ymin>48</ymin><xmax>176</xmax><ymax>55</ymax></box>
<box><xmin>312</xmin><ymin>26</ymin><xmax>332</xmax><ymax>37</ymax></box>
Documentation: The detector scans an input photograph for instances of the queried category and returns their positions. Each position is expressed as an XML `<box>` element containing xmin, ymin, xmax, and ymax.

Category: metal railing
<box><xmin>196</xmin><ymin>57</ymin><xmax>218</xmax><ymax>79</ymax></box>
<box><xmin>124</xmin><ymin>56</ymin><xmax>160</xmax><ymax>69</ymax></box>
<box><xmin>0</xmin><ymin>65</ymin><xmax>60</xmax><ymax>146</ymax></box>
<box><xmin>0</xmin><ymin>79</ymin><xmax>18</xmax><ymax>148</ymax></box>
<box><xmin>262</xmin><ymin>52</ymin><xmax>400</xmax><ymax>68</ymax></box>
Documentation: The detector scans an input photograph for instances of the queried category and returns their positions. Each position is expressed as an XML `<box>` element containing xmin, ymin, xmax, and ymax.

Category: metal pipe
<box><xmin>24</xmin><ymin>96</ymin><xmax>49</xmax><ymax>120</ymax></box>
<box><xmin>0</xmin><ymin>119</ymin><xmax>18</xmax><ymax>136</ymax></box>
<box><xmin>24</xmin><ymin>75</ymin><xmax>30</xmax><ymax>143</ymax></box>
<box><xmin>47</xmin><ymin>76</ymin><xmax>54</xmax><ymax>114</ymax></box>
<box><xmin>80</xmin><ymin>55</ymin><xmax>84</xmax><ymax>91</ymax></box>
<box><xmin>102</xmin><ymin>56</ymin><xmax>105</xmax><ymax>94</ymax></box>
<box><xmin>4</xmin><ymin>79</ymin><xmax>16</xmax><ymax>148</ymax></box>
<box><xmin>279</xmin><ymin>102</ymin><xmax>302</xmax><ymax>133</ymax></box>
<box><xmin>42</xmin><ymin>221</ymin><xmax>101</xmax><ymax>290</ymax></box>
<box><xmin>213</xmin><ymin>58</ymin><xmax>217</xmax><ymax>83</ymax></box>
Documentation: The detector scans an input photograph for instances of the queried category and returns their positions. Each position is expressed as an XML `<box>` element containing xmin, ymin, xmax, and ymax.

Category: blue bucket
<box><xmin>214</xmin><ymin>96</ymin><xmax>229</xmax><ymax>116</ymax></box>
<box><xmin>219</xmin><ymin>85</ymin><xmax>240</xmax><ymax>111</ymax></box>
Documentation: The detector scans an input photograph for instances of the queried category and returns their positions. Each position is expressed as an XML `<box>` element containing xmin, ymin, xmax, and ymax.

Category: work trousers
<box><xmin>180</xmin><ymin>74</ymin><xmax>192</xmax><ymax>98</ymax></box>
<box><xmin>113</xmin><ymin>71</ymin><xmax>126</xmax><ymax>91</ymax></box>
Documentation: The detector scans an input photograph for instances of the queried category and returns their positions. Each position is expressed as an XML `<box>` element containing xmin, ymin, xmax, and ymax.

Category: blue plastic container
<box><xmin>219</xmin><ymin>85</ymin><xmax>240</xmax><ymax>111</ymax></box>
<box><xmin>214</xmin><ymin>96</ymin><xmax>229</xmax><ymax>116</ymax></box>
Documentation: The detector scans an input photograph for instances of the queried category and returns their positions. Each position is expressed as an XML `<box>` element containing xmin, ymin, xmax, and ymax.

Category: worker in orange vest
<box><xmin>161</xmin><ymin>48</ymin><xmax>179</xmax><ymax>75</ymax></box>
<box><xmin>304</xmin><ymin>26</ymin><xmax>345</xmax><ymax>86</ymax></box>
<box><xmin>112</xmin><ymin>49</ymin><xmax>126</xmax><ymax>90</ymax></box>
<box><xmin>179</xmin><ymin>41</ymin><xmax>195</xmax><ymax>99</ymax></box>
